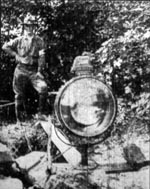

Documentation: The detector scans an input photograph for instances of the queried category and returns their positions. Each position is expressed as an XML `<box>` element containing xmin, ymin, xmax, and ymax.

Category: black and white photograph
<box><xmin>0</xmin><ymin>0</ymin><xmax>150</xmax><ymax>188</ymax></box>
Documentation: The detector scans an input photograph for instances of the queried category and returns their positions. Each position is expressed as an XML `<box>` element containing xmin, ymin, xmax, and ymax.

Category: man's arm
<box><xmin>2</xmin><ymin>39</ymin><xmax>17</xmax><ymax>57</ymax></box>
<box><xmin>2</xmin><ymin>44</ymin><xmax>17</xmax><ymax>57</ymax></box>
<box><xmin>2</xmin><ymin>38</ymin><xmax>21</xmax><ymax>62</ymax></box>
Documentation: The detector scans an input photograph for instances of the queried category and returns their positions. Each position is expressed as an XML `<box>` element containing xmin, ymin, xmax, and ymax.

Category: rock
<box><xmin>88</xmin><ymin>169</ymin><xmax>106</xmax><ymax>187</ymax></box>
<box><xmin>123</xmin><ymin>143</ymin><xmax>146</xmax><ymax>168</ymax></box>
<box><xmin>0</xmin><ymin>143</ymin><xmax>13</xmax><ymax>163</ymax></box>
<box><xmin>0</xmin><ymin>131</ymin><xmax>8</xmax><ymax>144</ymax></box>
<box><xmin>16</xmin><ymin>151</ymin><xmax>47</xmax><ymax>187</ymax></box>
<box><xmin>0</xmin><ymin>144</ymin><xmax>37</xmax><ymax>188</ymax></box>
<box><xmin>16</xmin><ymin>151</ymin><xmax>46</xmax><ymax>170</ymax></box>
<box><xmin>45</xmin><ymin>180</ymin><xmax>75</xmax><ymax>189</ymax></box>
<box><xmin>0</xmin><ymin>177</ymin><xmax>23</xmax><ymax>189</ymax></box>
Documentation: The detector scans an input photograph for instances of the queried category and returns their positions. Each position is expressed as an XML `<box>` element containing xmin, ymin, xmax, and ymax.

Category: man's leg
<box><xmin>14</xmin><ymin>93</ymin><xmax>25</xmax><ymax>123</ymax></box>
<box><xmin>13</xmin><ymin>67</ymin><xmax>28</xmax><ymax>123</ymax></box>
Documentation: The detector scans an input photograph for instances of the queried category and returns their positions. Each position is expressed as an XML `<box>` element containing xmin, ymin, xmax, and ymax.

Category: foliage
<box><xmin>113</xmin><ymin>93</ymin><xmax>150</xmax><ymax>140</ymax></box>
<box><xmin>1</xmin><ymin>0</ymin><xmax>108</xmax><ymax>96</ymax></box>
<box><xmin>1</xmin><ymin>0</ymin><xmax>150</xmax><ymax>134</ymax></box>
<box><xmin>131</xmin><ymin>92</ymin><xmax>150</xmax><ymax>133</ymax></box>
<box><xmin>0</xmin><ymin>0</ymin><xmax>109</xmax><ymax>116</ymax></box>
<box><xmin>95</xmin><ymin>1</ymin><xmax>150</xmax><ymax>99</ymax></box>
<box><xmin>7</xmin><ymin>124</ymin><xmax>47</xmax><ymax>158</ymax></box>
<box><xmin>91</xmin><ymin>1</ymin><xmax>150</xmax><ymax>135</ymax></box>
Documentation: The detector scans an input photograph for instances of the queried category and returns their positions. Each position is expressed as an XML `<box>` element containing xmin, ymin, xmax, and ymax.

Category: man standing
<box><xmin>2</xmin><ymin>13</ymin><xmax>48</xmax><ymax>124</ymax></box>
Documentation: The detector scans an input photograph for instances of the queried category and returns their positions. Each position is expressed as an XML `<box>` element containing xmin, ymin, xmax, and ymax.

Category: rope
<box><xmin>0</xmin><ymin>102</ymin><xmax>15</xmax><ymax>108</ymax></box>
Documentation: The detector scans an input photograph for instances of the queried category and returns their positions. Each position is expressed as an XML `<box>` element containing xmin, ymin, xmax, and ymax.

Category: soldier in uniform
<box><xmin>2</xmin><ymin>13</ymin><xmax>48</xmax><ymax>124</ymax></box>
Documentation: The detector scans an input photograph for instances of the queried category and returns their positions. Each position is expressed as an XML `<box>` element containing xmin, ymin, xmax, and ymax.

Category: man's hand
<box><xmin>15</xmin><ymin>54</ymin><xmax>23</xmax><ymax>63</ymax></box>
<box><xmin>36</xmin><ymin>72</ymin><xmax>44</xmax><ymax>79</ymax></box>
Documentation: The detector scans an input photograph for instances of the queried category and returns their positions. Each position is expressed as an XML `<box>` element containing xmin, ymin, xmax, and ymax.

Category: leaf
<box><xmin>125</xmin><ymin>86</ymin><xmax>132</xmax><ymax>94</ymax></box>
<box><xmin>113</xmin><ymin>58</ymin><xmax>122</xmax><ymax>68</ymax></box>
<box><xmin>143</xmin><ymin>30</ymin><xmax>150</xmax><ymax>39</ymax></box>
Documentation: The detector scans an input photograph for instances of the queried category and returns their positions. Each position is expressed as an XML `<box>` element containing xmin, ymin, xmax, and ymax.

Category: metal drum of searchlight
<box><xmin>54</xmin><ymin>76</ymin><xmax>117</xmax><ymax>146</ymax></box>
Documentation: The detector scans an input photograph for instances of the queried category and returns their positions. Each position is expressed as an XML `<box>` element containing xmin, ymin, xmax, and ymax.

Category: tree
<box><xmin>95</xmin><ymin>1</ymin><xmax>150</xmax><ymax>99</ymax></box>
<box><xmin>1</xmin><ymin>0</ymin><xmax>150</xmax><ymax>130</ymax></box>
<box><xmin>0</xmin><ymin>0</ymin><xmax>109</xmax><ymax>118</ymax></box>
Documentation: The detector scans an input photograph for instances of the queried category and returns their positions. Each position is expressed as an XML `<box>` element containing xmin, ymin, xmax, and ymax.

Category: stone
<box><xmin>88</xmin><ymin>169</ymin><xmax>106</xmax><ymax>186</ymax></box>
<box><xmin>0</xmin><ymin>177</ymin><xmax>23</xmax><ymax>189</ymax></box>
<box><xmin>16</xmin><ymin>151</ymin><xmax>46</xmax><ymax>170</ymax></box>
<box><xmin>0</xmin><ymin>131</ymin><xmax>8</xmax><ymax>144</ymax></box>
<box><xmin>0</xmin><ymin>143</ymin><xmax>13</xmax><ymax>163</ymax></box>
<box><xmin>16</xmin><ymin>151</ymin><xmax>47</xmax><ymax>188</ymax></box>
<box><xmin>123</xmin><ymin>143</ymin><xmax>146</xmax><ymax>167</ymax></box>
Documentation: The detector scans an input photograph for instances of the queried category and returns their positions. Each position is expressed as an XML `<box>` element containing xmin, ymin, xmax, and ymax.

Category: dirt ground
<box><xmin>0</xmin><ymin>123</ymin><xmax>150</xmax><ymax>189</ymax></box>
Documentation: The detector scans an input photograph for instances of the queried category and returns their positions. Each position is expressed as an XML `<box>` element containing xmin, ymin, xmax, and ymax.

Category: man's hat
<box><xmin>22</xmin><ymin>13</ymin><xmax>37</xmax><ymax>25</ymax></box>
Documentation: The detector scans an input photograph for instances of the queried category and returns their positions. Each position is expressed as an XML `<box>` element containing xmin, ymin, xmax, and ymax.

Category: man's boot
<box><xmin>15</xmin><ymin>100</ymin><xmax>26</xmax><ymax>126</ymax></box>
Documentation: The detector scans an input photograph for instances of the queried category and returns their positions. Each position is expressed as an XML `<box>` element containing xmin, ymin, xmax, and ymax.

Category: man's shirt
<box><xmin>3</xmin><ymin>35</ymin><xmax>45</xmax><ymax>65</ymax></box>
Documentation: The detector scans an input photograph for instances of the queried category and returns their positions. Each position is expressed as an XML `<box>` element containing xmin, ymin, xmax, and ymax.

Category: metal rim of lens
<box><xmin>54</xmin><ymin>76</ymin><xmax>117</xmax><ymax>139</ymax></box>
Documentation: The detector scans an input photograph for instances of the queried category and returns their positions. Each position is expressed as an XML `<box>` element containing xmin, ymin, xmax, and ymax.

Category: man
<box><xmin>2</xmin><ymin>13</ymin><xmax>48</xmax><ymax>124</ymax></box>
